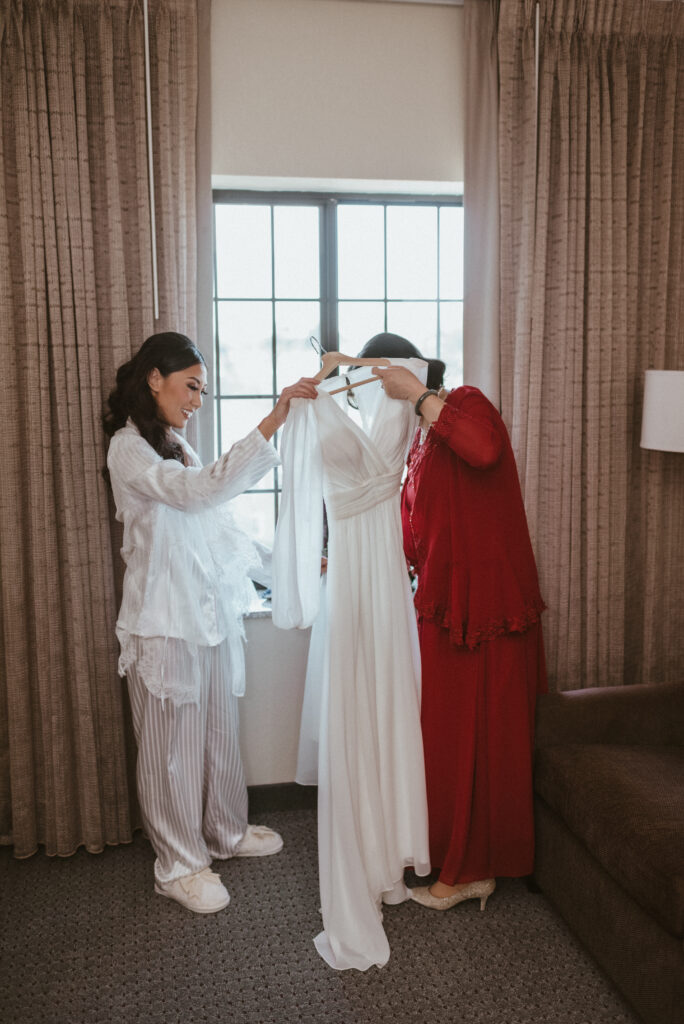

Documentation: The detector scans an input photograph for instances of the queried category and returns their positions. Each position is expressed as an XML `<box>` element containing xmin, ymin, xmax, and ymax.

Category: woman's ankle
<box><xmin>430</xmin><ymin>879</ymin><xmax>460</xmax><ymax>898</ymax></box>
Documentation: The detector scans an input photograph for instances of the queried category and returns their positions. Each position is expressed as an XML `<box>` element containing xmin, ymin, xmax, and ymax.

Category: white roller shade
<box><xmin>211</xmin><ymin>0</ymin><xmax>464</xmax><ymax>184</ymax></box>
<box><xmin>640</xmin><ymin>370</ymin><xmax>684</xmax><ymax>453</ymax></box>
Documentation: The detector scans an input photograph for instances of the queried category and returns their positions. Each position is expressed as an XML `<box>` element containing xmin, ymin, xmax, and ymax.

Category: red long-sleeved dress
<box><xmin>401</xmin><ymin>386</ymin><xmax>547</xmax><ymax>885</ymax></box>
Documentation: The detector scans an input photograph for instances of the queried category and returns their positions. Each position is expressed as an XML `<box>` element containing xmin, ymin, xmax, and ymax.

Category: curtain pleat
<box><xmin>498</xmin><ymin>0</ymin><xmax>684</xmax><ymax>690</ymax></box>
<box><xmin>0</xmin><ymin>0</ymin><xmax>199</xmax><ymax>857</ymax></box>
<box><xmin>463</xmin><ymin>0</ymin><xmax>501</xmax><ymax>406</ymax></box>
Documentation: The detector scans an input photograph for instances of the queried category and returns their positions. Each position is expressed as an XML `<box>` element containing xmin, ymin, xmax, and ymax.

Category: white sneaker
<box><xmin>234</xmin><ymin>824</ymin><xmax>284</xmax><ymax>858</ymax></box>
<box><xmin>155</xmin><ymin>867</ymin><xmax>230</xmax><ymax>913</ymax></box>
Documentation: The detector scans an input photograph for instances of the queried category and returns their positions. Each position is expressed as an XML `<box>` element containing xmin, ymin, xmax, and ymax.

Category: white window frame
<box><xmin>210</xmin><ymin>188</ymin><xmax>464</xmax><ymax>539</ymax></box>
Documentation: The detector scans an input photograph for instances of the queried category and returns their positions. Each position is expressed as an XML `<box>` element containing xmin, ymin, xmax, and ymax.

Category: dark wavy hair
<box><xmin>102</xmin><ymin>332</ymin><xmax>206</xmax><ymax>466</ymax></box>
<box><xmin>357</xmin><ymin>332</ymin><xmax>446</xmax><ymax>392</ymax></box>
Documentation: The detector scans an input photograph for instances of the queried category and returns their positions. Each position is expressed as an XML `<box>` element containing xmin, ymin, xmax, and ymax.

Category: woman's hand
<box><xmin>373</xmin><ymin>366</ymin><xmax>427</xmax><ymax>403</ymax></box>
<box><xmin>374</xmin><ymin>366</ymin><xmax>445</xmax><ymax>424</ymax></box>
<box><xmin>258</xmin><ymin>377</ymin><xmax>319</xmax><ymax>440</ymax></box>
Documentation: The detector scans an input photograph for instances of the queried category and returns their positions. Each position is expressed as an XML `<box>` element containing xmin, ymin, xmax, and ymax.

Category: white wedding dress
<box><xmin>272</xmin><ymin>359</ymin><xmax>430</xmax><ymax>971</ymax></box>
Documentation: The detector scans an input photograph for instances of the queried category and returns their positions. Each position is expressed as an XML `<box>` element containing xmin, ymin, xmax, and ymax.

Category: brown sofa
<box><xmin>533</xmin><ymin>681</ymin><xmax>684</xmax><ymax>1024</ymax></box>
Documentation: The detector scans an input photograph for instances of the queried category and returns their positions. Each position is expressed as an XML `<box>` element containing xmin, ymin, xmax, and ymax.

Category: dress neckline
<box><xmin>316</xmin><ymin>386</ymin><xmax>389</xmax><ymax>456</ymax></box>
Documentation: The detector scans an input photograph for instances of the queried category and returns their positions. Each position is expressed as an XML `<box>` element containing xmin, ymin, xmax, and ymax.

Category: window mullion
<box><xmin>270</xmin><ymin>205</ymin><xmax>279</xmax><ymax>520</ymax></box>
<box><xmin>270</xmin><ymin>205</ymin><xmax>277</xmax><ymax>400</ymax></box>
<box><xmin>383</xmin><ymin>204</ymin><xmax>388</xmax><ymax>332</ymax></box>
<box><xmin>321</xmin><ymin>199</ymin><xmax>339</xmax><ymax>353</ymax></box>
<box><xmin>436</xmin><ymin>207</ymin><xmax>441</xmax><ymax>360</ymax></box>
<box><xmin>212</xmin><ymin>208</ymin><xmax>222</xmax><ymax>460</ymax></box>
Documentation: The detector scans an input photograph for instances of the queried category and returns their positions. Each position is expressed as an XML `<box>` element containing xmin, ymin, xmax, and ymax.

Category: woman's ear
<box><xmin>147</xmin><ymin>368</ymin><xmax>162</xmax><ymax>394</ymax></box>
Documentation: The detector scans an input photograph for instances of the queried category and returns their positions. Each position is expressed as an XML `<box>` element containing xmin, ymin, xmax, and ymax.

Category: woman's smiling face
<box><xmin>148</xmin><ymin>362</ymin><xmax>207</xmax><ymax>429</ymax></box>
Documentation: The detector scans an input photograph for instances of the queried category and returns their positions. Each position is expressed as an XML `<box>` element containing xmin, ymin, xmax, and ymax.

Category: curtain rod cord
<box><xmin>532</xmin><ymin>1</ymin><xmax>540</xmax><ymax>131</ymax></box>
<box><xmin>143</xmin><ymin>0</ymin><xmax>160</xmax><ymax>320</ymax></box>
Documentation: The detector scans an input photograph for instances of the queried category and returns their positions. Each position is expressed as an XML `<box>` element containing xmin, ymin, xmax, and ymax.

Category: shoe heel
<box><xmin>479</xmin><ymin>881</ymin><xmax>495</xmax><ymax>911</ymax></box>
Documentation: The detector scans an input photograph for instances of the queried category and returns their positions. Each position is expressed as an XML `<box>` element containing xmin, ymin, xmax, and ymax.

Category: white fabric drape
<box><xmin>294</xmin><ymin>576</ymin><xmax>328</xmax><ymax>786</ymax></box>
<box><xmin>272</xmin><ymin>362</ymin><xmax>430</xmax><ymax>971</ymax></box>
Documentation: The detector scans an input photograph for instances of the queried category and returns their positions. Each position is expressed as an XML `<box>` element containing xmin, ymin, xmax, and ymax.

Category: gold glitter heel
<box><xmin>410</xmin><ymin>878</ymin><xmax>496</xmax><ymax>911</ymax></box>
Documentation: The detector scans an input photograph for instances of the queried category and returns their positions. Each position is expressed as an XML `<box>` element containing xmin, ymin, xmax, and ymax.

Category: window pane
<box><xmin>338</xmin><ymin>301</ymin><xmax>385</xmax><ymax>354</ymax></box>
<box><xmin>217</xmin><ymin>301</ymin><xmax>273</xmax><ymax>395</ymax></box>
<box><xmin>337</xmin><ymin>205</ymin><xmax>385</xmax><ymax>299</ymax></box>
<box><xmin>440</xmin><ymin>207</ymin><xmax>464</xmax><ymax>300</ymax></box>
<box><xmin>215</xmin><ymin>205</ymin><xmax>272</xmax><ymax>299</ymax></box>
<box><xmin>229</xmin><ymin>491</ymin><xmax>276</xmax><ymax>548</ymax></box>
<box><xmin>274</xmin><ymin>206</ymin><xmax>320</xmax><ymax>299</ymax></box>
<box><xmin>440</xmin><ymin>301</ymin><xmax>464</xmax><ymax>387</ymax></box>
<box><xmin>386</xmin><ymin>302</ymin><xmax>437</xmax><ymax>357</ymax></box>
<box><xmin>386</xmin><ymin>206</ymin><xmax>437</xmax><ymax>300</ymax></box>
<box><xmin>275</xmin><ymin>301</ymin><xmax>321</xmax><ymax>388</ymax></box>
<box><xmin>219</xmin><ymin>397</ymin><xmax>274</xmax><ymax>452</ymax></box>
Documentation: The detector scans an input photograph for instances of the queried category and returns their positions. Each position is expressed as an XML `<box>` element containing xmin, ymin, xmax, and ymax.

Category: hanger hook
<box><xmin>309</xmin><ymin>335</ymin><xmax>327</xmax><ymax>358</ymax></box>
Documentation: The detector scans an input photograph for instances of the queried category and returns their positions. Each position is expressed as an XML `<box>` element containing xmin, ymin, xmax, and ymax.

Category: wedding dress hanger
<box><xmin>314</xmin><ymin>350</ymin><xmax>391</xmax><ymax>395</ymax></box>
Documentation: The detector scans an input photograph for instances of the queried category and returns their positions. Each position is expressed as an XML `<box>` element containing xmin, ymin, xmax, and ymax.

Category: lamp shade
<box><xmin>640</xmin><ymin>370</ymin><xmax>684</xmax><ymax>452</ymax></box>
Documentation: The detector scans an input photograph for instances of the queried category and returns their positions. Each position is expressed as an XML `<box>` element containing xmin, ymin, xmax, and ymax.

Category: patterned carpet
<box><xmin>0</xmin><ymin>803</ymin><xmax>639</xmax><ymax>1024</ymax></box>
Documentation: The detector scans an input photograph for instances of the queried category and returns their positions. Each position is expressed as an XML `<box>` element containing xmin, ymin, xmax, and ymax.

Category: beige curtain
<box><xmin>0</xmin><ymin>0</ymin><xmax>198</xmax><ymax>857</ymax></box>
<box><xmin>498</xmin><ymin>0</ymin><xmax>684</xmax><ymax>690</ymax></box>
<box><xmin>463</xmin><ymin>0</ymin><xmax>501</xmax><ymax>407</ymax></box>
<box><xmin>194</xmin><ymin>0</ymin><xmax>214</xmax><ymax>461</ymax></box>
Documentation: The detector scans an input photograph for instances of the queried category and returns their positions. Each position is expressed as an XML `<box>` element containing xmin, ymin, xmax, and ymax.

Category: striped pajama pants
<box><xmin>127</xmin><ymin>643</ymin><xmax>248</xmax><ymax>886</ymax></box>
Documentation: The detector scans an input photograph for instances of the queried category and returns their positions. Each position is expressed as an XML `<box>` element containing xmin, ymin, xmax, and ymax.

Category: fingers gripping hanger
<box><xmin>315</xmin><ymin>352</ymin><xmax>390</xmax><ymax>394</ymax></box>
<box><xmin>310</xmin><ymin>341</ymin><xmax>390</xmax><ymax>395</ymax></box>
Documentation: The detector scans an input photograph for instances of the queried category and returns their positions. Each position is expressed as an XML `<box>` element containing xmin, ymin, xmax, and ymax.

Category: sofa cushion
<box><xmin>535</xmin><ymin>744</ymin><xmax>684</xmax><ymax>937</ymax></box>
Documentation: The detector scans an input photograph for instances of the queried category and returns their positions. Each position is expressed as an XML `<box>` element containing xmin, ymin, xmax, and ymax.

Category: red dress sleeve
<box><xmin>430</xmin><ymin>389</ymin><xmax>503</xmax><ymax>468</ymax></box>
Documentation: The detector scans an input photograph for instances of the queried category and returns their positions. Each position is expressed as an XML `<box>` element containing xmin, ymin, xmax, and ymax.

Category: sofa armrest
<box><xmin>535</xmin><ymin>681</ymin><xmax>684</xmax><ymax>749</ymax></box>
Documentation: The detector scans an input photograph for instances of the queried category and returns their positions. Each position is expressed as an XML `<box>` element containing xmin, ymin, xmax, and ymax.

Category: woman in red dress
<box><xmin>361</xmin><ymin>333</ymin><xmax>547</xmax><ymax>911</ymax></box>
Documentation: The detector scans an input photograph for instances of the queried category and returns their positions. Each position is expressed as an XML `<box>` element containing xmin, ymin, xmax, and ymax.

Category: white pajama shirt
<box><xmin>107</xmin><ymin>421</ymin><xmax>279</xmax><ymax>882</ymax></box>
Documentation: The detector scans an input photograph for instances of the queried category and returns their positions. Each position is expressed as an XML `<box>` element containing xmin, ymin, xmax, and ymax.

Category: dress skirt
<box><xmin>418</xmin><ymin>618</ymin><xmax>547</xmax><ymax>886</ymax></box>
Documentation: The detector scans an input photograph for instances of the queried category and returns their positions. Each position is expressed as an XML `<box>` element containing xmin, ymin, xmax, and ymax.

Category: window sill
<box><xmin>245</xmin><ymin>593</ymin><xmax>273</xmax><ymax>619</ymax></box>
<box><xmin>245</xmin><ymin>606</ymin><xmax>272</xmax><ymax>620</ymax></box>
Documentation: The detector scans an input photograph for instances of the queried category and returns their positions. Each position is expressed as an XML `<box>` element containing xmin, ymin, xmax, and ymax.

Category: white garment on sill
<box><xmin>272</xmin><ymin>359</ymin><xmax>431</xmax><ymax>972</ymax></box>
<box><xmin>107</xmin><ymin>421</ymin><xmax>279</xmax><ymax>704</ymax></box>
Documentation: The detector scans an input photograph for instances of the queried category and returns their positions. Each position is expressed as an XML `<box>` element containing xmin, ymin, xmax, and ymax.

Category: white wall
<box><xmin>212</xmin><ymin>0</ymin><xmax>464</xmax><ymax>785</ymax></box>
<box><xmin>211</xmin><ymin>0</ymin><xmax>464</xmax><ymax>184</ymax></box>
<box><xmin>239</xmin><ymin>615</ymin><xmax>312</xmax><ymax>785</ymax></box>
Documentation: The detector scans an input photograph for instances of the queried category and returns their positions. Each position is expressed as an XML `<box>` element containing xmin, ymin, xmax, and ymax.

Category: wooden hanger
<box><xmin>315</xmin><ymin>351</ymin><xmax>391</xmax><ymax>395</ymax></box>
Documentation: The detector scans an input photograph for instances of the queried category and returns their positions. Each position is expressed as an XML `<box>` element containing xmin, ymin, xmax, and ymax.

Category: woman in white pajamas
<box><xmin>103</xmin><ymin>331</ymin><xmax>318</xmax><ymax>914</ymax></box>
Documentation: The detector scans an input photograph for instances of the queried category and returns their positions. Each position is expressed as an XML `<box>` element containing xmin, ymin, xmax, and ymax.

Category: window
<box><xmin>213</xmin><ymin>191</ymin><xmax>463</xmax><ymax>544</ymax></box>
